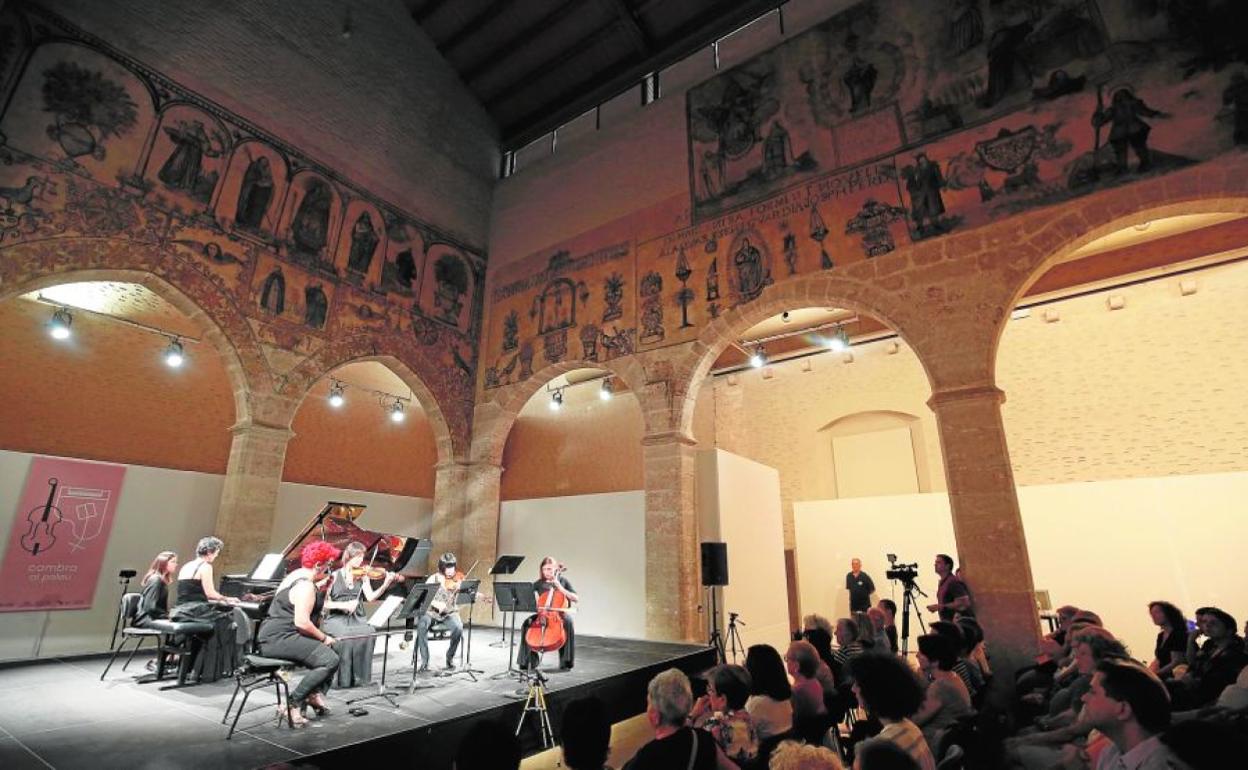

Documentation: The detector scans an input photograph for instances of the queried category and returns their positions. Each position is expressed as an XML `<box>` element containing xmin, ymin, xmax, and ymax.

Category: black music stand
<box><xmin>492</xmin><ymin>581</ymin><xmax>537</xmax><ymax>679</ymax></box>
<box><xmin>345</xmin><ymin>589</ymin><xmax>410</xmax><ymax>708</ymax></box>
<box><xmin>446</xmin><ymin>579</ymin><xmax>484</xmax><ymax>682</ymax></box>
<box><xmin>489</xmin><ymin>555</ymin><xmax>524</xmax><ymax>647</ymax></box>
<box><xmin>392</xmin><ymin>583</ymin><xmax>440</xmax><ymax>694</ymax></box>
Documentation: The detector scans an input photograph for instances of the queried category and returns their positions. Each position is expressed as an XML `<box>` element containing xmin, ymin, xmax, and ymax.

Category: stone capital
<box><xmin>228</xmin><ymin>418</ymin><xmax>295</xmax><ymax>442</ymax></box>
<box><xmin>640</xmin><ymin>430</ymin><xmax>698</xmax><ymax>447</ymax></box>
<box><xmin>926</xmin><ymin>384</ymin><xmax>1005</xmax><ymax>410</ymax></box>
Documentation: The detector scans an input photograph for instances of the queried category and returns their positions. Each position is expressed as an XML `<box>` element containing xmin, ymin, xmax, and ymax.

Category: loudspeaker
<box><xmin>700</xmin><ymin>542</ymin><xmax>729</xmax><ymax>586</ymax></box>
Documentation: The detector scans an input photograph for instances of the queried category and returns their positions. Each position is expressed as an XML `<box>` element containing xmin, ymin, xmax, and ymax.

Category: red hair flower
<box><xmin>300</xmin><ymin>540</ymin><xmax>341</xmax><ymax>569</ymax></box>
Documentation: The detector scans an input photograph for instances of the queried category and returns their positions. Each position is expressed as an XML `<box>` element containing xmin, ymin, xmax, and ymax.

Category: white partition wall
<box><xmin>496</xmin><ymin>491</ymin><xmax>646</xmax><ymax>639</ymax></box>
<box><xmin>794</xmin><ymin>471</ymin><xmax>1248</xmax><ymax>660</ymax></box>
<box><xmin>698</xmin><ymin>449</ymin><xmax>790</xmax><ymax>653</ymax></box>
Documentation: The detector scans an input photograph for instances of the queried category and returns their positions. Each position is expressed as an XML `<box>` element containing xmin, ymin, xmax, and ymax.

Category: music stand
<box><xmin>345</xmin><ymin>590</ymin><xmax>408</xmax><ymax>708</ymax></box>
<box><xmin>489</xmin><ymin>555</ymin><xmax>525</xmax><ymax>647</ymax></box>
<box><xmin>391</xmin><ymin>582</ymin><xmax>440</xmax><ymax>694</ymax></box>
<box><xmin>492</xmin><ymin>581</ymin><xmax>537</xmax><ymax>679</ymax></box>
<box><xmin>446</xmin><ymin>579</ymin><xmax>484</xmax><ymax>682</ymax></box>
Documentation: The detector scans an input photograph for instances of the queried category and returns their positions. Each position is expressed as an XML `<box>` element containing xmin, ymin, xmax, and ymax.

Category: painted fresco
<box><xmin>483</xmin><ymin>0</ymin><xmax>1247</xmax><ymax>390</ymax></box>
<box><xmin>0</xmin><ymin>6</ymin><xmax>484</xmax><ymax>424</ymax></box>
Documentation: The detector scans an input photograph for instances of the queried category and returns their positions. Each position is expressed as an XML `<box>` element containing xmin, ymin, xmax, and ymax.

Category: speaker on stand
<box><xmin>701</xmin><ymin>542</ymin><xmax>728</xmax><ymax>662</ymax></box>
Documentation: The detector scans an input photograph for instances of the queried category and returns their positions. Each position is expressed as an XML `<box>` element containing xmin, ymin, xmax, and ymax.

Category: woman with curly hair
<box><xmin>1147</xmin><ymin>601</ymin><xmax>1188</xmax><ymax>679</ymax></box>
<box><xmin>257</xmin><ymin>539</ymin><xmax>342</xmax><ymax>726</ymax></box>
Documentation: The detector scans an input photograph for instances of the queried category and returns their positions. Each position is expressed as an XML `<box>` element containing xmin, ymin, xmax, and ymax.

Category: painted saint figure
<box><xmin>260</xmin><ymin>267</ymin><xmax>285</xmax><ymax>315</ymax></box>
<box><xmin>346</xmin><ymin>212</ymin><xmax>379</xmax><ymax>274</ymax></box>
<box><xmin>433</xmin><ymin>255</ymin><xmax>469</xmax><ymax>325</ymax></box>
<box><xmin>762</xmin><ymin>122</ymin><xmax>793</xmax><ymax>177</ymax></box>
<box><xmin>843</xmin><ymin>56</ymin><xmax>878</xmax><ymax>114</ymax></box>
<box><xmin>304</xmin><ymin>285</ymin><xmax>328</xmax><ymax>329</ymax></box>
<box><xmin>1093</xmin><ymin>87</ymin><xmax>1168</xmax><ymax>173</ymax></box>
<box><xmin>733</xmin><ymin>238</ymin><xmax>768</xmax><ymax>301</ymax></box>
<box><xmin>905</xmin><ymin>153</ymin><xmax>946</xmax><ymax>237</ymax></box>
<box><xmin>235</xmin><ymin>157</ymin><xmax>274</xmax><ymax>230</ymax></box>
<box><xmin>158</xmin><ymin>120</ymin><xmax>219</xmax><ymax>193</ymax></box>
<box><xmin>291</xmin><ymin>181</ymin><xmax>332</xmax><ymax>258</ymax></box>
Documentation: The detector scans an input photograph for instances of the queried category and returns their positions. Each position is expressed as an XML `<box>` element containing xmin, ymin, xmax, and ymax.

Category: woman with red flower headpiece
<box><xmin>257</xmin><ymin>539</ymin><xmax>342</xmax><ymax>726</ymax></box>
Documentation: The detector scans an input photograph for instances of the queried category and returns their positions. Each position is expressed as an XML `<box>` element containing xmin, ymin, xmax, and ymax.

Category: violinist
<box><xmin>519</xmin><ymin>556</ymin><xmax>578</xmax><ymax>671</ymax></box>
<box><xmin>321</xmin><ymin>540</ymin><xmax>400</xmax><ymax>688</ymax></box>
<box><xmin>415</xmin><ymin>552</ymin><xmax>465</xmax><ymax>673</ymax></box>
<box><xmin>257</xmin><ymin>540</ymin><xmax>341</xmax><ymax>727</ymax></box>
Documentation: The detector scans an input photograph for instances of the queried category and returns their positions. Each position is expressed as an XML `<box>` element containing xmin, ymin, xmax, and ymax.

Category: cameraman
<box><xmin>926</xmin><ymin>554</ymin><xmax>973</xmax><ymax>622</ymax></box>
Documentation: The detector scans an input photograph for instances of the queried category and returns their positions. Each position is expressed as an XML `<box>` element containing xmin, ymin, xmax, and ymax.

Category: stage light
<box><xmin>549</xmin><ymin>389</ymin><xmax>564</xmax><ymax>411</ymax></box>
<box><xmin>48</xmin><ymin>307</ymin><xmax>73</xmax><ymax>340</ymax></box>
<box><xmin>389</xmin><ymin>400</ymin><xmax>406</xmax><ymax>423</ymax></box>
<box><xmin>826</xmin><ymin>324</ymin><xmax>850</xmax><ymax>352</ymax></box>
<box><xmin>163</xmin><ymin>338</ymin><xmax>185</xmax><ymax>368</ymax></box>
<box><xmin>327</xmin><ymin>381</ymin><xmax>345</xmax><ymax>408</ymax></box>
<box><xmin>599</xmin><ymin>378</ymin><xmax>613</xmax><ymax>401</ymax></box>
<box><xmin>749</xmin><ymin>346</ymin><xmax>766</xmax><ymax>368</ymax></box>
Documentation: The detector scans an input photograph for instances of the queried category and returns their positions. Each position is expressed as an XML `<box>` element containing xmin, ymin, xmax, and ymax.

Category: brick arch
<box><xmin>668</xmin><ymin>271</ymin><xmax>936</xmax><ymax>439</ymax></box>
<box><xmin>471</xmin><ymin>357</ymin><xmax>651</xmax><ymax>465</ymax></box>
<box><xmin>280</xmin><ymin>337</ymin><xmax>460</xmax><ymax>466</ymax></box>
<box><xmin>0</xmin><ymin>237</ymin><xmax>273</xmax><ymax>423</ymax></box>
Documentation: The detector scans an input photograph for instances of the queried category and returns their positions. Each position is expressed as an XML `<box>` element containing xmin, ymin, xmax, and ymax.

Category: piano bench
<box><xmin>223</xmin><ymin>654</ymin><xmax>299</xmax><ymax>739</ymax></box>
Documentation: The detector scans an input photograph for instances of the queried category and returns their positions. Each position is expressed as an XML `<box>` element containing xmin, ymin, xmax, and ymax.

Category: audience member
<box><xmin>834</xmin><ymin>618</ymin><xmax>865</xmax><ymax>667</ymax></box>
<box><xmin>770</xmin><ymin>739</ymin><xmax>844</xmax><ymax>770</ymax></box>
<box><xmin>1159</xmin><ymin>716</ymin><xmax>1248</xmax><ymax>770</ymax></box>
<box><xmin>1076</xmin><ymin>658</ymin><xmax>1184</xmax><ymax>770</ymax></box>
<box><xmin>853</xmin><ymin>611</ymin><xmax>879</xmax><ymax>652</ymax></box>
<box><xmin>926</xmin><ymin>554</ymin><xmax>972</xmax><ymax>622</ymax></box>
<box><xmin>955</xmin><ymin>617</ymin><xmax>991</xmax><ymax>680</ymax></box>
<box><xmin>866</xmin><ymin>608</ymin><xmax>891</xmax><ymax>653</ymax></box>
<box><xmin>561</xmin><ymin>696</ymin><xmax>613</xmax><ymax>770</ymax></box>
<box><xmin>1168</xmin><ymin>606</ymin><xmax>1247</xmax><ymax>710</ymax></box>
<box><xmin>876</xmin><ymin>599</ymin><xmax>899</xmax><ymax>654</ymax></box>
<box><xmin>745</xmin><ymin>644</ymin><xmax>795</xmax><ymax>740</ymax></box>
<box><xmin>853</xmin><ymin>740</ymin><xmax>921</xmax><ymax>770</ymax></box>
<box><xmin>786</xmin><ymin>639</ymin><xmax>830</xmax><ymax>744</ymax></box>
<box><xmin>912</xmin><ymin>634</ymin><xmax>973</xmax><ymax>755</ymax></box>
<box><xmin>453</xmin><ymin>719</ymin><xmax>521</xmax><ymax>770</ymax></box>
<box><xmin>929</xmin><ymin>621</ymin><xmax>982</xmax><ymax>700</ymax></box>
<box><xmin>848</xmin><ymin>654</ymin><xmax>935</xmax><ymax>770</ymax></box>
<box><xmin>1147</xmin><ymin>601</ymin><xmax>1189</xmax><ymax>680</ymax></box>
<box><xmin>623</xmin><ymin>668</ymin><xmax>721</xmax><ymax>770</ymax></box>
<box><xmin>691</xmin><ymin>664</ymin><xmax>759</xmax><ymax>766</ymax></box>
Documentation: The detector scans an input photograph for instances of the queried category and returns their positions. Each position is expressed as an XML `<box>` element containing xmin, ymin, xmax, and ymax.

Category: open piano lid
<box><xmin>250</xmin><ymin>501</ymin><xmax>426</xmax><ymax>581</ymax></box>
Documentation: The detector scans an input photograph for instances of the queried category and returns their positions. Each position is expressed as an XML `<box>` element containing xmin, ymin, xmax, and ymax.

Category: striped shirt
<box><xmin>861</xmin><ymin>719</ymin><xmax>936</xmax><ymax>770</ymax></box>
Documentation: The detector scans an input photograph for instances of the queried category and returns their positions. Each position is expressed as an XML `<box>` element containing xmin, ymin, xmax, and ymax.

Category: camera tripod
<box><xmin>514</xmin><ymin>668</ymin><xmax>555</xmax><ymax>748</ymax></box>
<box><xmin>707</xmin><ymin>586</ymin><xmax>747</xmax><ymax>664</ymax></box>
<box><xmin>897</xmin><ymin>579</ymin><xmax>928</xmax><ymax>657</ymax></box>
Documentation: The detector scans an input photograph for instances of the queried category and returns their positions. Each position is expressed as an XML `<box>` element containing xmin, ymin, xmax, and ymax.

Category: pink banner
<box><xmin>0</xmin><ymin>457</ymin><xmax>127</xmax><ymax>612</ymax></box>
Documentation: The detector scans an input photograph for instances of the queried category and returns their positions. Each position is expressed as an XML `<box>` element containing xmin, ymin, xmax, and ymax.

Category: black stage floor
<box><xmin>0</xmin><ymin>632</ymin><xmax>714</xmax><ymax>770</ymax></box>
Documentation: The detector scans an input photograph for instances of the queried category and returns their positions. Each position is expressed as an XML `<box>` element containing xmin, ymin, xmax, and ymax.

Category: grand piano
<box><xmin>221</xmin><ymin>501</ymin><xmax>428</xmax><ymax>621</ymax></box>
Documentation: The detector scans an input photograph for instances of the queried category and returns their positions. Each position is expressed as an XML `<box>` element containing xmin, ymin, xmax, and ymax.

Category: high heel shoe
<box><xmin>306</xmin><ymin>694</ymin><xmax>332</xmax><ymax>717</ymax></box>
<box><xmin>276</xmin><ymin>702</ymin><xmax>308</xmax><ymax>728</ymax></box>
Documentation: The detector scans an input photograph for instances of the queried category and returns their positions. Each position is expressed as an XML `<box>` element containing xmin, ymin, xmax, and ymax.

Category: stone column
<box><xmin>642</xmin><ymin>432</ymin><xmax>701</xmax><ymax>642</ymax></box>
<box><xmin>928</xmin><ymin>385</ymin><xmax>1039</xmax><ymax>679</ymax></box>
<box><xmin>214</xmin><ymin>419</ymin><xmax>294</xmax><ymax>574</ymax></box>
<box><xmin>429</xmin><ymin>460</ymin><xmax>468</xmax><ymax>568</ymax></box>
<box><xmin>458</xmin><ymin>461</ymin><xmax>504</xmax><ymax>580</ymax></box>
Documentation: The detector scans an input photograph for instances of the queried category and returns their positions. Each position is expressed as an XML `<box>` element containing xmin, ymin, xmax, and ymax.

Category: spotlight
<box><xmin>826</xmin><ymin>325</ymin><xmax>850</xmax><ymax>352</ymax></box>
<box><xmin>599</xmin><ymin>378</ymin><xmax>613</xmax><ymax>401</ymax></box>
<box><xmin>549</xmin><ymin>389</ymin><xmax>564</xmax><ymax>411</ymax></box>
<box><xmin>48</xmin><ymin>307</ymin><xmax>73</xmax><ymax>340</ymax></box>
<box><xmin>327</xmin><ymin>381</ymin><xmax>345</xmax><ymax>408</ymax></box>
<box><xmin>749</xmin><ymin>346</ymin><xmax>766</xmax><ymax>368</ymax></box>
<box><xmin>389</xmin><ymin>400</ymin><xmax>406</xmax><ymax>423</ymax></box>
<box><xmin>163</xmin><ymin>338</ymin><xmax>185</xmax><ymax>368</ymax></box>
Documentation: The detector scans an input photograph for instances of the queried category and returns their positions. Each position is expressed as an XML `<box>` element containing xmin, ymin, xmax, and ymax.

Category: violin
<box><xmin>349</xmin><ymin>566</ymin><xmax>405</xmax><ymax>582</ymax></box>
<box><xmin>20</xmin><ymin>478</ymin><xmax>64</xmax><ymax>556</ymax></box>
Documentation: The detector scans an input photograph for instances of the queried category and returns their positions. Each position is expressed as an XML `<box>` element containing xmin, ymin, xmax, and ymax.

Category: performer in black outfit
<box><xmin>171</xmin><ymin>536</ymin><xmax>244</xmax><ymax>682</ymax></box>
<box><xmin>136</xmin><ymin>550</ymin><xmax>178</xmax><ymax>627</ymax></box>
<box><xmin>257</xmin><ymin>540</ymin><xmax>342</xmax><ymax>727</ymax></box>
<box><xmin>321</xmin><ymin>540</ymin><xmax>399</xmax><ymax>687</ymax></box>
<box><xmin>518</xmin><ymin>556</ymin><xmax>578</xmax><ymax>671</ymax></box>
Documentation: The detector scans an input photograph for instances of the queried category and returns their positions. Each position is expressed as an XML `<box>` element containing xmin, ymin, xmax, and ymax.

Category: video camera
<box><xmin>884</xmin><ymin>553</ymin><xmax>919</xmax><ymax>582</ymax></box>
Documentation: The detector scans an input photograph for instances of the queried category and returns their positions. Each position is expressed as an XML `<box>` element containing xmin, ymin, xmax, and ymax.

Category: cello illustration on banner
<box><xmin>16</xmin><ymin>477</ymin><xmax>112</xmax><ymax>556</ymax></box>
<box><xmin>19</xmin><ymin>477</ymin><xmax>64</xmax><ymax>556</ymax></box>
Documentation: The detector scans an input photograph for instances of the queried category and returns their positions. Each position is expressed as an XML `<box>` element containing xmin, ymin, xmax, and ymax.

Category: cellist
<box><xmin>518</xmin><ymin>556</ymin><xmax>578</xmax><ymax>671</ymax></box>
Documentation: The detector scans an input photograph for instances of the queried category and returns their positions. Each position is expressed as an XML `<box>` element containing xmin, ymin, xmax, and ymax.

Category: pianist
<box><xmin>258</xmin><ymin>539</ymin><xmax>342</xmax><ymax>726</ymax></box>
<box><xmin>171</xmin><ymin>536</ymin><xmax>244</xmax><ymax>682</ymax></box>
<box><xmin>322</xmin><ymin>540</ymin><xmax>399</xmax><ymax>687</ymax></box>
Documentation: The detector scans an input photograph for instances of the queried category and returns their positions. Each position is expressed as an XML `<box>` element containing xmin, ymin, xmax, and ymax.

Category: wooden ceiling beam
<box><xmin>460</xmin><ymin>0</ymin><xmax>584</xmax><ymax>85</ymax></box>
<box><xmin>481</xmin><ymin>20</ymin><xmax>624</xmax><ymax>108</ymax></box>
<box><xmin>439</xmin><ymin>0</ymin><xmax>518</xmax><ymax>54</ymax></box>
<box><xmin>412</xmin><ymin>0</ymin><xmax>452</xmax><ymax>25</ymax></box>
<box><xmin>600</xmin><ymin>0</ymin><xmax>651</xmax><ymax>58</ymax></box>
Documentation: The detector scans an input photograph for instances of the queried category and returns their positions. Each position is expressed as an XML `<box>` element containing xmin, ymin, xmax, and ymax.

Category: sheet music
<box><xmin>250</xmin><ymin>553</ymin><xmax>285</xmax><ymax>581</ymax></box>
<box><xmin>368</xmin><ymin>595</ymin><xmax>404</xmax><ymax>628</ymax></box>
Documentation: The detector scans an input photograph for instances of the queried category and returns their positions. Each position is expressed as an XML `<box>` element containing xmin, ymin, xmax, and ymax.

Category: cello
<box><xmin>524</xmin><ymin>565</ymin><xmax>570</xmax><ymax>654</ymax></box>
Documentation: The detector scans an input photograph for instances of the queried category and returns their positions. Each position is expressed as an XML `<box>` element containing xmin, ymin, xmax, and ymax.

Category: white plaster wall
<box><xmin>495</xmin><ymin>491</ymin><xmax>646</xmax><ymax>639</ymax></box>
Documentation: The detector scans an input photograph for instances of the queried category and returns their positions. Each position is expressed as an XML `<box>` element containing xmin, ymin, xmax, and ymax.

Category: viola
<box><xmin>524</xmin><ymin>576</ymin><xmax>570</xmax><ymax>654</ymax></box>
<box><xmin>20</xmin><ymin>478</ymin><xmax>64</xmax><ymax>556</ymax></box>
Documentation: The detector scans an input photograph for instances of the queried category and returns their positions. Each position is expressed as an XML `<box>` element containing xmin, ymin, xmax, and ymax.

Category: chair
<box><xmin>222</xmin><ymin>653</ymin><xmax>300</xmax><ymax>739</ymax></box>
<box><xmin>99</xmin><ymin>593</ymin><xmax>164</xmax><ymax>680</ymax></box>
<box><xmin>936</xmin><ymin>743</ymin><xmax>965</xmax><ymax>770</ymax></box>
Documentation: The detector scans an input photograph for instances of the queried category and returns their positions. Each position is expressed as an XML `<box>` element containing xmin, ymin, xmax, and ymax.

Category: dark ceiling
<box><xmin>406</xmin><ymin>0</ymin><xmax>785</xmax><ymax>151</ymax></box>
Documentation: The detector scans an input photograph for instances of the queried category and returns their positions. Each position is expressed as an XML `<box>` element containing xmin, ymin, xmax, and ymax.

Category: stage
<box><xmin>0</xmin><ymin>631</ymin><xmax>715</xmax><ymax>769</ymax></box>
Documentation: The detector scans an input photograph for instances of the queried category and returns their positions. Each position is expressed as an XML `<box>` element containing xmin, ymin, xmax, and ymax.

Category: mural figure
<box><xmin>518</xmin><ymin>341</ymin><xmax>535</xmax><ymax>379</ymax></box>
<box><xmin>706</xmin><ymin>257</ymin><xmax>720</xmax><ymax>301</ymax></box>
<box><xmin>41</xmin><ymin>61</ymin><xmax>138</xmax><ymax>163</ymax></box>
<box><xmin>845</xmin><ymin>198</ymin><xmax>908</xmax><ymax>257</ymax></box>
<box><xmin>732</xmin><ymin>236</ymin><xmax>772</xmax><ymax>302</ymax></box>
<box><xmin>903</xmin><ymin>152</ymin><xmax>948</xmax><ymax>237</ymax></box>
<box><xmin>580</xmin><ymin>324</ymin><xmax>600</xmax><ymax>361</ymax></box>
<box><xmin>260</xmin><ymin>266</ymin><xmax>285</xmax><ymax>315</ymax></box>
<box><xmin>0</xmin><ymin>175</ymin><xmax>53</xmax><ymax>242</ymax></box>
<box><xmin>762</xmin><ymin>122</ymin><xmax>794</xmax><ymax>178</ymax></box>
<box><xmin>303</xmin><ymin>284</ymin><xmax>328</xmax><ymax>329</ymax></box>
<box><xmin>235</xmin><ymin>157</ymin><xmax>274</xmax><ymax>230</ymax></box>
<box><xmin>783</xmin><ymin>232</ymin><xmax>798</xmax><ymax>275</ymax></box>
<box><xmin>157</xmin><ymin>120</ymin><xmax>222</xmax><ymax>201</ymax></box>
<box><xmin>1226</xmin><ymin>72</ymin><xmax>1248</xmax><ymax>146</ymax></box>
<box><xmin>381</xmin><ymin>248</ymin><xmax>418</xmax><ymax>294</ymax></box>
<box><xmin>948</xmin><ymin>0</ymin><xmax>983</xmax><ymax>55</ymax></box>
<box><xmin>291</xmin><ymin>180</ymin><xmax>332</xmax><ymax>259</ymax></box>
<box><xmin>531</xmin><ymin>277</ymin><xmax>588</xmax><ymax>335</ymax></box>
<box><xmin>979</xmin><ymin>21</ymin><xmax>1034</xmax><ymax>108</ymax></box>
<box><xmin>603</xmin><ymin>273</ymin><xmax>625</xmax><ymax>322</ymax></box>
<box><xmin>600</xmin><ymin>327</ymin><xmax>636</xmax><ymax>359</ymax></box>
<box><xmin>346</xmin><ymin>212</ymin><xmax>379</xmax><ymax>275</ymax></box>
<box><xmin>843</xmin><ymin>54</ymin><xmax>879</xmax><ymax>113</ymax></box>
<box><xmin>433</xmin><ymin>254</ymin><xmax>469</xmax><ymax>325</ymax></box>
<box><xmin>700</xmin><ymin>150</ymin><xmax>725</xmax><ymax>198</ymax></box>
<box><xmin>502</xmin><ymin>309</ymin><xmax>519</xmax><ymax>352</ymax></box>
<box><xmin>1092</xmin><ymin>87</ymin><xmax>1169</xmax><ymax>174</ymax></box>
<box><xmin>639</xmin><ymin>271</ymin><xmax>665</xmax><ymax>345</ymax></box>
<box><xmin>810</xmin><ymin>204</ymin><xmax>833</xmax><ymax>269</ymax></box>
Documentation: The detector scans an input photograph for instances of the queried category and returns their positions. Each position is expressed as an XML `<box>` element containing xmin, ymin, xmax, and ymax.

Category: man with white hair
<box><xmin>624</xmin><ymin>668</ymin><xmax>727</xmax><ymax>769</ymax></box>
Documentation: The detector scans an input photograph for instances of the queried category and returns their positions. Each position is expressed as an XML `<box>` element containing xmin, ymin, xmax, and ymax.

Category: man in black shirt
<box><xmin>845</xmin><ymin>557</ymin><xmax>876</xmax><ymax>614</ymax></box>
<box><xmin>927</xmin><ymin>553</ymin><xmax>973</xmax><ymax>622</ymax></box>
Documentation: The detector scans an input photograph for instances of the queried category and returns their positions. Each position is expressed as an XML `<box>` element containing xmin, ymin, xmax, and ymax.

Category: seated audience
<box><xmin>853</xmin><ymin>611</ymin><xmax>879</xmax><ymax>652</ymax></box>
<box><xmin>853</xmin><ymin>740</ymin><xmax>921</xmax><ymax>770</ymax></box>
<box><xmin>875</xmin><ymin>599</ymin><xmax>899</xmax><ymax>654</ymax></box>
<box><xmin>623</xmin><ymin>668</ymin><xmax>725</xmax><ymax>770</ymax></box>
<box><xmin>454</xmin><ymin>718</ymin><xmax>521</xmax><ymax>770</ymax></box>
<box><xmin>929</xmin><ymin>622</ymin><xmax>982</xmax><ymax>701</ymax></box>
<box><xmin>955</xmin><ymin>617</ymin><xmax>991</xmax><ymax>680</ymax></box>
<box><xmin>769</xmin><ymin>739</ymin><xmax>844</xmax><ymax>770</ymax></box>
<box><xmin>786</xmin><ymin>640</ymin><xmax>829</xmax><ymax>721</ymax></box>
<box><xmin>561</xmin><ymin>696</ymin><xmax>613</xmax><ymax>770</ymax></box>
<box><xmin>691</xmin><ymin>664</ymin><xmax>759</xmax><ymax>766</ymax></box>
<box><xmin>1147</xmin><ymin>601</ymin><xmax>1188</xmax><ymax>680</ymax></box>
<box><xmin>1168</xmin><ymin>606</ymin><xmax>1246</xmax><ymax>710</ymax></box>
<box><xmin>848</xmin><ymin>654</ymin><xmax>936</xmax><ymax>770</ymax></box>
<box><xmin>866</xmin><ymin>608</ymin><xmax>891</xmax><ymax>653</ymax></box>
<box><xmin>1078</xmin><ymin>658</ymin><xmax>1186</xmax><ymax>770</ymax></box>
<box><xmin>912</xmin><ymin>634</ymin><xmax>973</xmax><ymax>755</ymax></box>
<box><xmin>834</xmin><ymin>618</ymin><xmax>866</xmax><ymax>667</ymax></box>
<box><xmin>1159</xmin><ymin>716</ymin><xmax>1248</xmax><ymax>770</ymax></box>
<box><xmin>745</xmin><ymin>644</ymin><xmax>795</xmax><ymax>740</ymax></box>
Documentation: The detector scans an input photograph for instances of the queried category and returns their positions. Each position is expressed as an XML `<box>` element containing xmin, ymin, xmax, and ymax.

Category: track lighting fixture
<box><xmin>163</xmin><ymin>337</ymin><xmax>185</xmax><ymax>368</ymax></box>
<box><xmin>389</xmin><ymin>399</ymin><xmax>406</xmax><ymax>423</ymax></box>
<box><xmin>749</xmin><ymin>346</ymin><xmax>766</xmax><ymax>368</ymax></box>
<box><xmin>549</xmin><ymin>388</ymin><xmax>564</xmax><ymax>411</ymax></box>
<box><xmin>826</xmin><ymin>324</ymin><xmax>850</xmax><ymax>352</ymax></box>
<box><xmin>599</xmin><ymin>378</ymin><xmax>614</xmax><ymax>401</ymax></box>
<box><xmin>48</xmin><ymin>307</ymin><xmax>73</xmax><ymax>340</ymax></box>
<box><xmin>327</xmin><ymin>380</ymin><xmax>345</xmax><ymax>408</ymax></box>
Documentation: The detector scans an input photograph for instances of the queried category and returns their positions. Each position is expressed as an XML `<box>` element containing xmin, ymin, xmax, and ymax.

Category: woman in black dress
<box><xmin>258</xmin><ymin>540</ymin><xmax>342</xmax><ymax>726</ymax></box>
<box><xmin>170</xmin><ymin>536</ymin><xmax>242</xmax><ymax>682</ymax></box>
<box><xmin>136</xmin><ymin>551</ymin><xmax>178</xmax><ymax>627</ymax></box>
<box><xmin>321</xmin><ymin>541</ymin><xmax>399</xmax><ymax>687</ymax></box>
<box><xmin>517</xmin><ymin>556</ymin><xmax>578</xmax><ymax>671</ymax></box>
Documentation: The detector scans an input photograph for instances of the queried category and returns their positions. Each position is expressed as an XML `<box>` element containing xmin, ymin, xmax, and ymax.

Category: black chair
<box><xmin>222</xmin><ymin>653</ymin><xmax>300</xmax><ymax>739</ymax></box>
<box><xmin>936</xmin><ymin>743</ymin><xmax>965</xmax><ymax>770</ymax></box>
<box><xmin>100</xmin><ymin>593</ymin><xmax>162</xmax><ymax>680</ymax></box>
